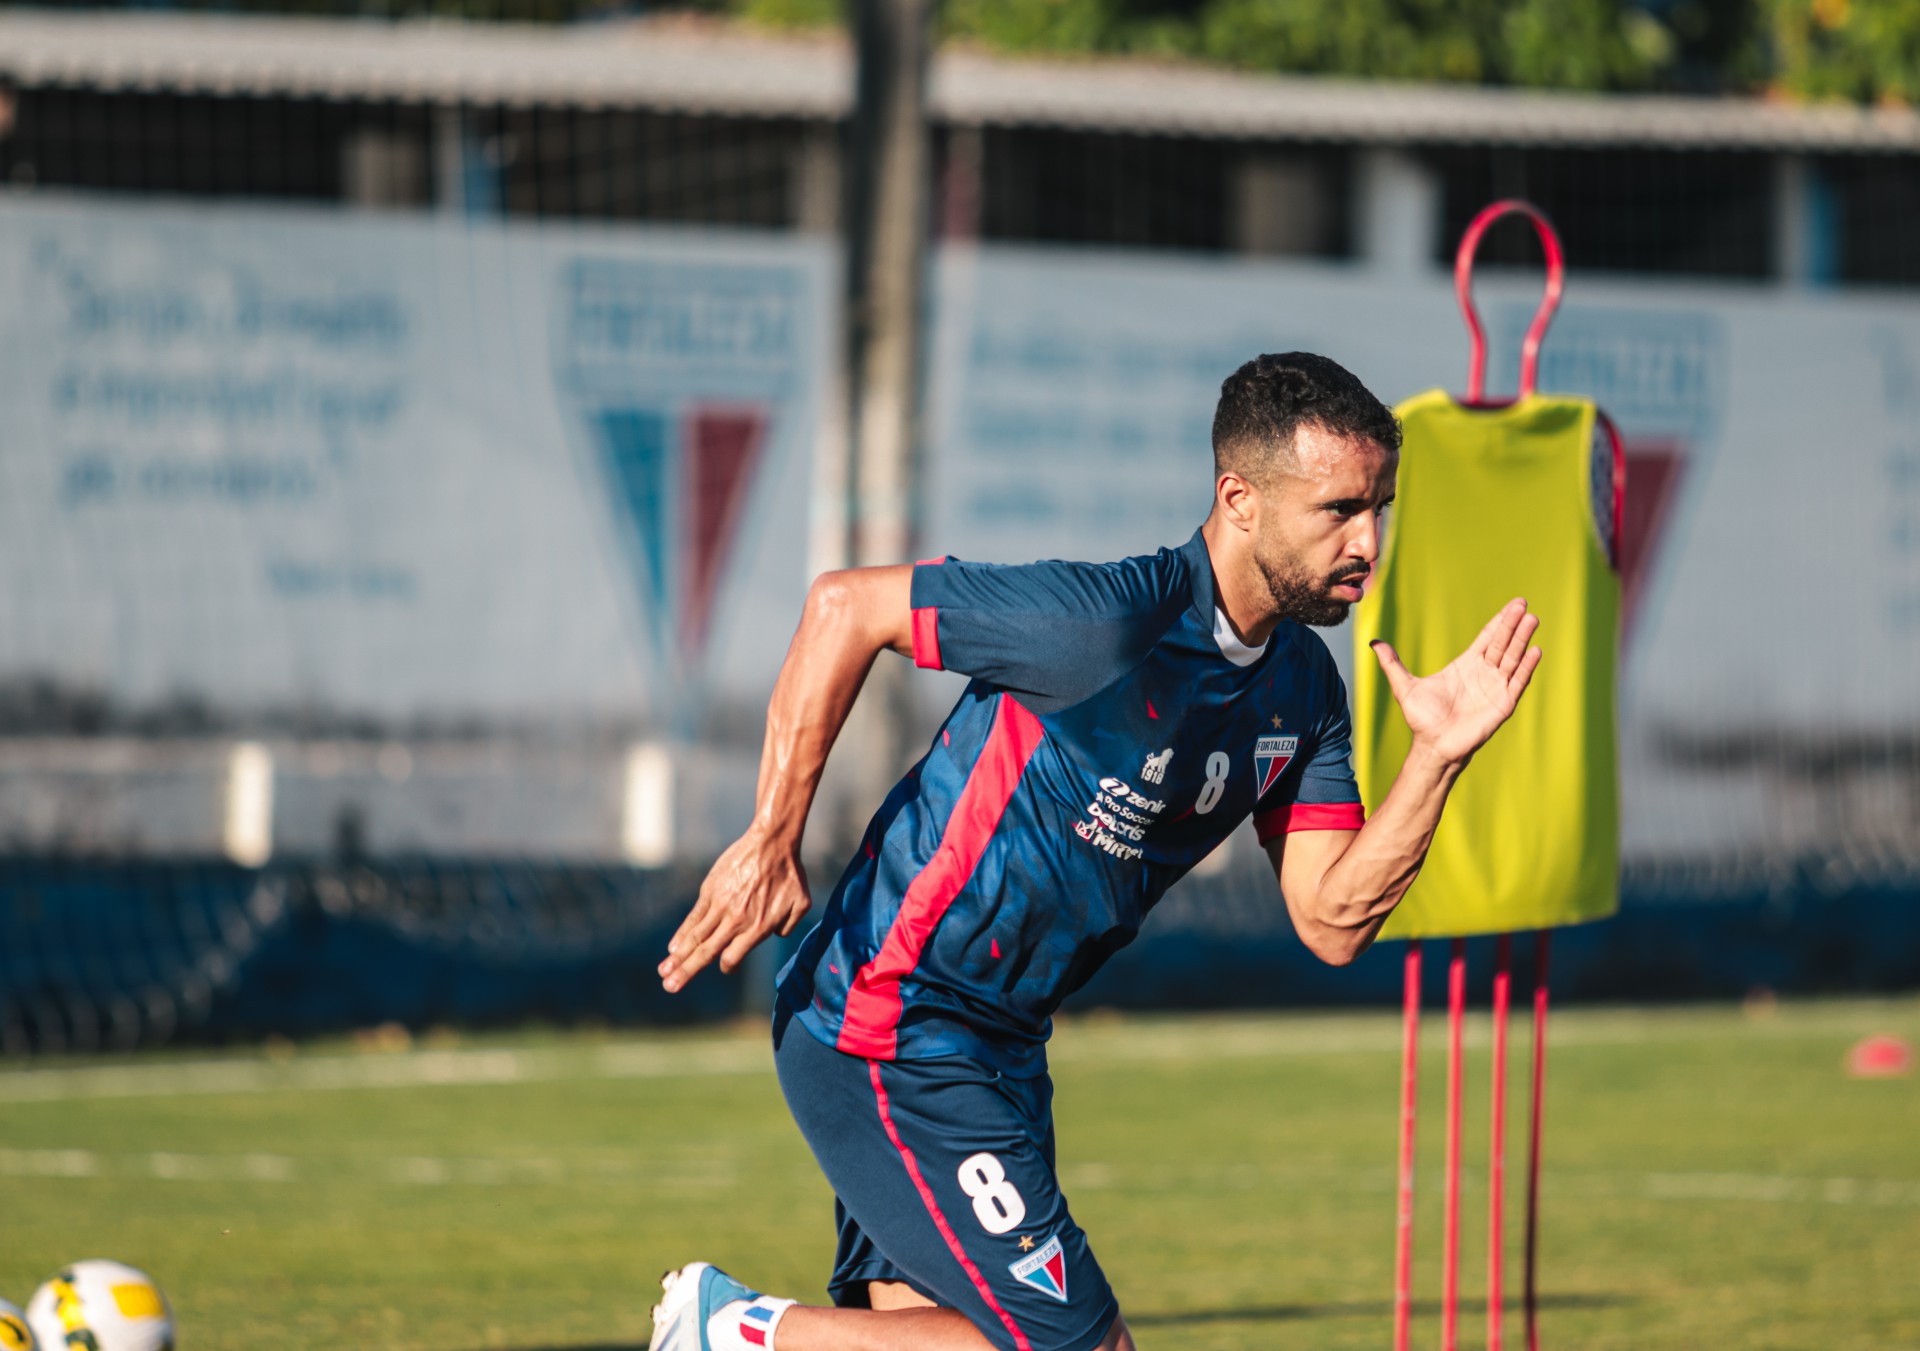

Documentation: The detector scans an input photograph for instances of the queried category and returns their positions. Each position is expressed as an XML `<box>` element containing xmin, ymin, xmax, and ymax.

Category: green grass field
<box><xmin>3</xmin><ymin>998</ymin><xmax>1917</xmax><ymax>1350</ymax></box>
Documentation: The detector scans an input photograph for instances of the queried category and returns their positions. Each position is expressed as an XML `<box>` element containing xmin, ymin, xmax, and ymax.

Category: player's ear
<box><xmin>1216</xmin><ymin>471</ymin><xmax>1259</xmax><ymax>531</ymax></box>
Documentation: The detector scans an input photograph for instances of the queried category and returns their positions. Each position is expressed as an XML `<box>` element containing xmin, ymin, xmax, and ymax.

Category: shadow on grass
<box><xmin>1127</xmin><ymin>1291</ymin><xmax>1634</xmax><ymax>1328</ymax></box>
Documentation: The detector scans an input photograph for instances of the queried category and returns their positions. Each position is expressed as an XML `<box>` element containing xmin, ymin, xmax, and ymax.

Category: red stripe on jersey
<box><xmin>911</xmin><ymin>557</ymin><xmax>947</xmax><ymax>669</ymax></box>
<box><xmin>1255</xmin><ymin>800</ymin><xmax>1366</xmax><ymax>843</ymax></box>
<box><xmin>836</xmin><ymin>693</ymin><xmax>1044</xmax><ymax>1058</ymax></box>
<box><xmin>912</xmin><ymin>606</ymin><xmax>943</xmax><ymax>670</ymax></box>
<box><xmin>869</xmin><ymin>1059</ymin><xmax>1034</xmax><ymax>1351</ymax></box>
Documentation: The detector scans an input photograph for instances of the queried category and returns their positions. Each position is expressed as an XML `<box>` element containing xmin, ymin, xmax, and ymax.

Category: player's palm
<box><xmin>1370</xmin><ymin>598</ymin><xmax>1543</xmax><ymax>766</ymax></box>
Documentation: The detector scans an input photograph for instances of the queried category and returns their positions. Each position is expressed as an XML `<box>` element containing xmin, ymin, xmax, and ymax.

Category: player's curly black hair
<box><xmin>1211</xmin><ymin>352</ymin><xmax>1401</xmax><ymax>483</ymax></box>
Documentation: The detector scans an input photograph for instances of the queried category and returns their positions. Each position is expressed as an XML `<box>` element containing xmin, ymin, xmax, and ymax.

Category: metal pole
<box><xmin>1394</xmin><ymin>940</ymin><xmax>1423</xmax><ymax>1351</ymax></box>
<box><xmin>1525</xmin><ymin>930</ymin><xmax>1553</xmax><ymax>1351</ymax></box>
<box><xmin>1443</xmin><ymin>937</ymin><xmax>1467</xmax><ymax>1351</ymax></box>
<box><xmin>837</xmin><ymin>0</ymin><xmax>936</xmax><ymax>823</ymax></box>
<box><xmin>1488</xmin><ymin>933</ymin><xmax>1513</xmax><ymax>1351</ymax></box>
<box><xmin>821</xmin><ymin>0</ymin><xmax>933</xmax><ymax>844</ymax></box>
<box><xmin>846</xmin><ymin>0</ymin><xmax>934</xmax><ymax>574</ymax></box>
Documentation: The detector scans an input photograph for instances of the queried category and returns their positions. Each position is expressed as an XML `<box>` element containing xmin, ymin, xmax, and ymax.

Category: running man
<box><xmin>649</xmin><ymin>353</ymin><xmax>1543</xmax><ymax>1351</ymax></box>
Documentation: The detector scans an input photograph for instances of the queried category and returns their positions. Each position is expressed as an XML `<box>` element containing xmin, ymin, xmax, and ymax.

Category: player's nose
<box><xmin>1349</xmin><ymin>512</ymin><xmax>1383</xmax><ymax>560</ymax></box>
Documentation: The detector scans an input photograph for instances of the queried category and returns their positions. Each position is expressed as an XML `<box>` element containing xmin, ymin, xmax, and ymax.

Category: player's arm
<box><xmin>1264</xmin><ymin>749</ymin><xmax>1458</xmax><ymax>966</ymax></box>
<box><xmin>1265</xmin><ymin>598</ymin><xmax>1542</xmax><ymax>967</ymax></box>
<box><xmin>658</xmin><ymin>565</ymin><xmax>913</xmax><ymax>993</ymax></box>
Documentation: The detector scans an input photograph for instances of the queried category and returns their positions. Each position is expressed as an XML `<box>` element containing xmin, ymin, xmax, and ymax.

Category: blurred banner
<box><xmin>0</xmin><ymin>197</ymin><xmax>831</xmax><ymax>739</ymax></box>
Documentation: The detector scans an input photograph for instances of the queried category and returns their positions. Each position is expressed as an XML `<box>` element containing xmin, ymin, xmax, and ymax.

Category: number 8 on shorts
<box><xmin>957</xmin><ymin>1152</ymin><xmax>1027</xmax><ymax>1234</ymax></box>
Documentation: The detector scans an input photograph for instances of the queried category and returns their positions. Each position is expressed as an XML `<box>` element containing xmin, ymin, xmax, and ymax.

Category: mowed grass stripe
<box><xmin>5</xmin><ymin>999</ymin><xmax>1914</xmax><ymax>1104</ymax></box>
<box><xmin>5</xmin><ymin>1145</ymin><xmax>1917</xmax><ymax>1210</ymax></box>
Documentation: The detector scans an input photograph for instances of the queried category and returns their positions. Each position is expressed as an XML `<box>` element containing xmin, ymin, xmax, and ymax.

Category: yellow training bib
<box><xmin>1353</xmin><ymin>390</ymin><xmax>1620</xmax><ymax>939</ymax></box>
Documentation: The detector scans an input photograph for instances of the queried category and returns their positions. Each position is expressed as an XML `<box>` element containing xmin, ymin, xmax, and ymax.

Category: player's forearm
<box><xmin>1300</xmin><ymin>744</ymin><xmax>1464</xmax><ymax>962</ymax></box>
<box><xmin>749</xmin><ymin>568</ymin><xmax>913</xmax><ymax>851</ymax></box>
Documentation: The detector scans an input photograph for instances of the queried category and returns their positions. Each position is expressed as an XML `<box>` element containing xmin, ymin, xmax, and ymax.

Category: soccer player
<box><xmin>649</xmin><ymin>353</ymin><xmax>1543</xmax><ymax>1351</ymax></box>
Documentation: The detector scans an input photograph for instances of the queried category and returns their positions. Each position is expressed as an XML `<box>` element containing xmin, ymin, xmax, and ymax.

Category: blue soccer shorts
<box><xmin>773</xmin><ymin>1013</ymin><xmax>1120</xmax><ymax>1351</ymax></box>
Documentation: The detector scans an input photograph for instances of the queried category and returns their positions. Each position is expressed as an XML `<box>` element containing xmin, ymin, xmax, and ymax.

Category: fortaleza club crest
<box><xmin>1008</xmin><ymin>1235</ymin><xmax>1068</xmax><ymax>1302</ymax></box>
<box><xmin>1254</xmin><ymin>734</ymin><xmax>1299</xmax><ymax>797</ymax></box>
<box><xmin>552</xmin><ymin>256</ymin><xmax>807</xmax><ymax>703</ymax></box>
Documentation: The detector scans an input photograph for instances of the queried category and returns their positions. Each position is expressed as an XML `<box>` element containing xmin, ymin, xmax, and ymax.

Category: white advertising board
<box><xmin>0</xmin><ymin>197</ymin><xmax>832</xmax><ymax>737</ymax></box>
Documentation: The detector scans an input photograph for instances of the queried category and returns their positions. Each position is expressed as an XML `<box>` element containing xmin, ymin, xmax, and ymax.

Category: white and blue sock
<box><xmin>707</xmin><ymin>1294</ymin><xmax>796</xmax><ymax>1350</ymax></box>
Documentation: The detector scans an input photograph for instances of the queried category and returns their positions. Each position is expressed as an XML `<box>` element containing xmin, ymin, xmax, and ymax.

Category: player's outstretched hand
<box><xmin>1369</xmin><ymin>597</ymin><xmax>1543</xmax><ymax>767</ymax></box>
<box><xmin>659</xmin><ymin>828</ymin><xmax>812</xmax><ymax>993</ymax></box>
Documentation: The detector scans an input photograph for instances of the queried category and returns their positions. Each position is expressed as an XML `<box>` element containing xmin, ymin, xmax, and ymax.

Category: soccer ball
<box><xmin>0</xmin><ymin>1300</ymin><xmax>38</xmax><ymax>1351</ymax></box>
<box><xmin>25</xmin><ymin>1262</ymin><xmax>172</xmax><ymax>1351</ymax></box>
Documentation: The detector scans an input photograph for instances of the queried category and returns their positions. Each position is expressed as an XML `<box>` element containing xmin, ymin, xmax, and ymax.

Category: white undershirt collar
<box><xmin>1213</xmin><ymin>606</ymin><xmax>1268</xmax><ymax>667</ymax></box>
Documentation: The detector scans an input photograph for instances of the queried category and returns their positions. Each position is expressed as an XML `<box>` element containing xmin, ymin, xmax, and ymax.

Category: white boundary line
<box><xmin>0</xmin><ymin>1041</ymin><xmax>771</xmax><ymax>1104</ymax></box>
<box><xmin>0</xmin><ymin>1146</ymin><xmax>740</xmax><ymax>1190</ymax></box>
<box><xmin>2</xmin><ymin>1005</ymin><xmax>1914</xmax><ymax>1104</ymax></box>
<box><xmin>2</xmin><ymin>1146</ymin><xmax>1914</xmax><ymax>1209</ymax></box>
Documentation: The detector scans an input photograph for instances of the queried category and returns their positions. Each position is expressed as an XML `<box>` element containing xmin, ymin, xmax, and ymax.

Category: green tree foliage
<box><xmin>1503</xmin><ymin>0</ymin><xmax>1680</xmax><ymax>87</ymax></box>
<box><xmin>730</xmin><ymin>0</ymin><xmax>1911</xmax><ymax>104</ymax></box>
<box><xmin>736</xmin><ymin>0</ymin><xmax>842</xmax><ymax>28</ymax></box>
<box><xmin>1765</xmin><ymin>0</ymin><xmax>1920</xmax><ymax>102</ymax></box>
<box><xmin>942</xmin><ymin>0</ymin><xmax>1133</xmax><ymax>54</ymax></box>
<box><xmin>1192</xmin><ymin>0</ymin><xmax>1505</xmax><ymax>83</ymax></box>
<box><xmin>741</xmin><ymin>0</ymin><xmax>1683</xmax><ymax>90</ymax></box>
<box><xmin>1184</xmin><ymin>0</ymin><xmax>1682</xmax><ymax>87</ymax></box>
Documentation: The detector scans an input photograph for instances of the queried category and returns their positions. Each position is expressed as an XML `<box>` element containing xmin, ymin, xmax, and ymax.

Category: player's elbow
<box><xmin>805</xmin><ymin>570</ymin><xmax>858</xmax><ymax>625</ymax></box>
<box><xmin>1293</xmin><ymin>899</ymin><xmax>1376</xmax><ymax>967</ymax></box>
<box><xmin>804</xmin><ymin>570</ymin><xmax>872</xmax><ymax>646</ymax></box>
<box><xmin>805</xmin><ymin>566</ymin><xmax>912</xmax><ymax>656</ymax></box>
<box><xmin>1304</xmin><ymin>925</ymin><xmax>1369</xmax><ymax>968</ymax></box>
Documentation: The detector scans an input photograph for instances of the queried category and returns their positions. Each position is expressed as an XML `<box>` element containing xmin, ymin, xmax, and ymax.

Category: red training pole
<box><xmin>1488</xmin><ymin>934</ymin><xmax>1513</xmax><ymax>1351</ymax></box>
<box><xmin>1394</xmin><ymin>940</ymin><xmax>1423</xmax><ymax>1351</ymax></box>
<box><xmin>1525</xmin><ymin>930</ymin><xmax>1553</xmax><ymax>1351</ymax></box>
<box><xmin>1442</xmin><ymin>937</ymin><xmax>1467</xmax><ymax>1351</ymax></box>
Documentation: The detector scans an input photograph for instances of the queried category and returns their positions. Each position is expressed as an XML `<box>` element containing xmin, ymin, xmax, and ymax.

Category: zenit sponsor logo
<box><xmin>1096</xmin><ymin>778</ymin><xmax>1166</xmax><ymax>814</ymax></box>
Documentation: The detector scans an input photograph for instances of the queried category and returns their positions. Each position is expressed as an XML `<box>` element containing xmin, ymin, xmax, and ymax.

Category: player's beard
<box><xmin>1257</xmin><ymin>544</ymin><xmax>1369</xmax><ymax>628</ymax></box>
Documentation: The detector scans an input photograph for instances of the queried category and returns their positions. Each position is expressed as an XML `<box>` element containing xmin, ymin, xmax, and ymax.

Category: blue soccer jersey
<box><xmin>777</xmin><ymin>529</ymin><xmax>1365</xmax><ymax>1075</ymax></box>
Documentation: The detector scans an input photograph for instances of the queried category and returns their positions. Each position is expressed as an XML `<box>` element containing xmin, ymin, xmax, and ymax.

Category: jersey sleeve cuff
<box><xmin>910</xmin><ymin>557</ymin><xmax>947</xmax><ymax>670</ymax></box>
<box><xmin>1254</xmin><ymin>800</ymin><xmax>1366</xmax><ymax>843</ymax></box>
<box><xmin>912</xmin><ymin>607</ymin><xmax>943</xmax><ymax>670</ymax></box>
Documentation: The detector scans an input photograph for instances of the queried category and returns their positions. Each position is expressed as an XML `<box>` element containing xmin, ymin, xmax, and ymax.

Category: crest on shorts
<box><xmin>1008</xmin><ymin>1234</ymin><xmax>1068</xmax><ymax>1302</ymax></box>
<box><xmin>1255</xmin><ymin>735</ymin><xmax>1300</xmax><ymax>797</ymax></box>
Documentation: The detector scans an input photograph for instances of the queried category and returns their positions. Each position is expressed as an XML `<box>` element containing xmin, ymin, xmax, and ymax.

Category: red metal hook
<box><xmin>1455</xmin><ymin>199</ymin><xmax>1565</xmax><ymax>404</ymax></box>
